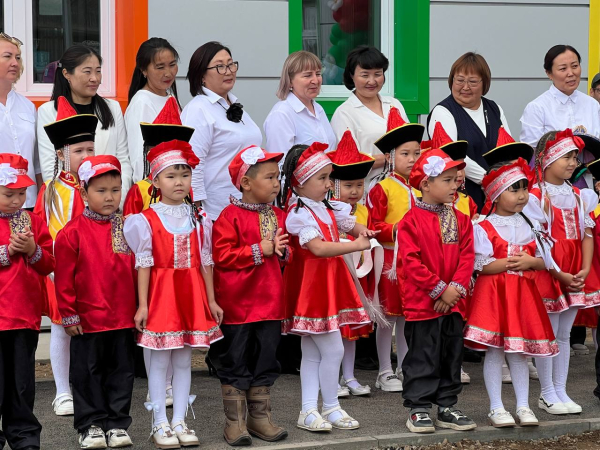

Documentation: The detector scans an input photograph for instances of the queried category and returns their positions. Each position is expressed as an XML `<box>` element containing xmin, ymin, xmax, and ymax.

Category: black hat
<box><xmin>374</xmin><ymin>106</ymin><xmax>424</xmax><ymax>154</ymax></box>
<box><xmin>140</xmin><ymin>96</ymin><xmax>194</xmax><ymax>146</ymax></box>
<box><xmin>585</xmin><ymin>158</ymin><xmax>600</xmax><ymax>182</ymax></box>
<box><xmin>43</xmin><ymin>97</ymin><xmax>98</xmax><ymax>150</ymax></box>
<box><xmin>328</xmin><ymin>130</ymin><xmax>375</xmax><ymax>180</ymax></box>
<box><xmin>482</xmin><ymin>126</ymin><xmax>533</xmax><ymax>167</ymax></box>
<box><xmin>575</xmin><ymin>133</ymin><xmax>600</xmax><ymax>160</ymax></box>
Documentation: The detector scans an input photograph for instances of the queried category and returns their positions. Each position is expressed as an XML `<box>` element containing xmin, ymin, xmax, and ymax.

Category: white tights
<box><xmin>535</xmin><ymin>308</ymin><xmax>578</xmax><ymax>404</ymax></box>
<box><xmin>376</xmin><ymin>315</ymin><xmax>407</xmax><ymax>374</ymax></box>
<box><xmin>50</xmin><ymin>323</ymin><xmax>71</xmax><ymax>399</ymax></box>
<box><xmin>144</xmin><ymin>347</ymin><xmax>174</xmax><ymax>396</ymax></box>
<box><xmin>341</xmin><ymin>339</ymin><xmax>361</xmax><ymax>388</ymax></box>
<box><xmin>484</xmin><ymin>347</ymin><xmax>530</xmax><ymax>411</ymax></box>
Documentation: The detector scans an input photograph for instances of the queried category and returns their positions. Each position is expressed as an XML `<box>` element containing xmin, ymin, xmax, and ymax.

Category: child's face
<box><xmin>386</xmin><ymin>141</ymin><xmax>421</xmax><ymax>179</ymax></box>
<box><xmin>81</xmin><ymin>174</ymin><xmax>122</xmax><ymax>216</ymax></box>
<box><xmin>58</xmin><ymin>141</ymin><xmax>95</xmax><ymax>176</ymax></box>
<box><xmin>544</xmin><ymin>150</ymin><xmax>578</xmax><ymax>182</ymax></box>
<box><xmin>595</xmin><ymin>180</ymin><xmax>600</xmax><ymax>192</ymax></box>
<box><xmin>495</xmin><ymin>183</ymin><xmax>529</xmax><ymax>215</ymax></box>
<box><xmin>0</xmin><ymin>185</ymin><xmax>26</xmax><ymax>214</ymax></box>
<box><xmin>295</xmin><ymin>165</ymin><xmax>332</xmax><ymax>202</ymax></box>
<box><xmin>421</xmin><ymin>167</ymin><xmax>458</xmax><ymax>204</ymax></box>
<box><xmin>337</xmin><ymin>179</ymin><xmax>365</xmax><ymax>206</ymax></box>
<box><xmin>152</xmin><ymin>164</ymin><xmax>192</xmax><ymax>205</ymax></box>
<box><xmin>241</xmin><ymin>161</ymin><xmax>281</xmax><ymax>204</ymax></box>
<box><xmin>456</xmin><ymin>162</ymin><xmax>465</xmax><ymax>187</ymax></box>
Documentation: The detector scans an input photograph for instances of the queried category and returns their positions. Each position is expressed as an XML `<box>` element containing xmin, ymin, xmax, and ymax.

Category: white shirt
<box><xmin>264</xmin><ymin>92</ymin><xmax>337</xmax><ymax>156</ymax></box>
<box><xmin>429</xmin><ymin>101</ymin><xmax>511</xmax><ymax>184</ymax></box>
<box><xmin>181</xmin><ymin>87</ymin><xmax>262</xmax><ymax>219</ymax></box>
<box><xmin>330</xmin><ymin>93</ymin><xmax>409</xmax><ymax>181</ymax></box>
<box><xmin>520</xmin><ymin>84</ymin><xmax>600</xmax><ymax>148</ymax></box>
<box><xmin>124</xmin><ymin>90</ymin><xmax>170</xmax><ymax>182</ymax></box>
<box><xmin>0</xmin><ymin>91</ymin><xmax>39</xmax><ymax>207</ymax></box>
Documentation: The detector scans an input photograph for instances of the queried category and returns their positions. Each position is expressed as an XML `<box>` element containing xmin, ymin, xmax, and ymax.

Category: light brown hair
<box><xmin>276</xmin><ymin>51</ymin><xmax>322</xmax><ymax>100</ymax></box>
<box><xmin>448</xmin><ymin>52</ymin><xmax>492</xmax><ymax>95</ymax></box>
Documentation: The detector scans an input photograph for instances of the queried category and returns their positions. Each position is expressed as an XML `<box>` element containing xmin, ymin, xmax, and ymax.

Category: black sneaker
<box><xmin>78</xmin><ymin>425</ymin><xmax>107</xmax><ymax>449</ymax></box>
<box><xmin>406</xmin><ymin>411</ymin><xmax>435</xmax><ymax>433</ymax></box>
<box><xmin>435</xmin><ymin>407</ymin><xmax>477</xmax><ymax>431</ymax></box>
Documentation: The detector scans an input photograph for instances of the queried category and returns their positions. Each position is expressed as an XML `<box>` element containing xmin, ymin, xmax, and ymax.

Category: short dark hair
<box><xmin>543</xmin><ymin>45</ymin><xmax>581</xmax><ymax>73</ymax></box>
<box><xmin>83</xmin><ymin>170</ymin><xmax>121</xmax><ymax>191</ymax></box>
<box><xmin>186</xmin><ymin>41</ymin><xmax>232</xmax><ymax>97</ymax></box>
<box><xmin>343</xmin><ymin>46</ymin><xmax>389</xmax><ymax>90</ymax></box>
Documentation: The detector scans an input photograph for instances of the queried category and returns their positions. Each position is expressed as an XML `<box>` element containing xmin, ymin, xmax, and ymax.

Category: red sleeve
<box><xmin>451</xmin><ymin>214</ymin><xmax>475</xmax><ymax>296</ymax></box>
<box><xmin>30</xmin><ymin>213</ymin><xmax>54</xmax><ymax>276</ymax></box>
<box><xmin>54</xmin><ymin>227</ymin><xmax>80</xmax><ymax>326</ymax></box>
<box><xmin>367</xmin><ymin>184</ymin><xmax>394</xmax><ymax>242</ymax></box>
<box><xmin>123</xmin><ymin>184</ymin><xmax>144</xmax><ymax>216</ymax></box>
<box><xmin>33</xmin><ymin>184</ymin><xmax>47</xmax><ymax>224</ymax></box>
<box><xmin>212</xmin><ymin>215</ymin><xmax>264</xmax><ymax>269</ymax></box>
<box><xmin>469</xmin><ymin>196</ymin><xmax>478</xmax><ymax>218</ymax></box>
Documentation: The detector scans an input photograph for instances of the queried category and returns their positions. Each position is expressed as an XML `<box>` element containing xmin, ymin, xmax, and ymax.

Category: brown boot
<box><xmin>246</xmin><ymin>386</ymin><xmax>288</xmax><ymax>442</ymax></box>
<box><xmin>221</xmin><ymin>385</ymin><xmax>252</xmax><ymax>446</ymax></box>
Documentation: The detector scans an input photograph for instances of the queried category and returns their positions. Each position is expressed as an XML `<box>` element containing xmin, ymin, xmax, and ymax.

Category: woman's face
<box><xmin>63</xmin><ymin>55</ymin><xmax>102</xmax><ymax>100</ymax></box>
<box><xmin>202</xmin><ymin>49</ymin><xmax>236</xmax><ymax>97</ymax></box>
<box><xmin>451</xmin><ymin>70</ymin><xmax>484</xmax><ymax>109</ymax></box>
<box><xmin>547</xmin><ymin>50</ymin><xmax>581</xmax><ymax>96</ymax></box>
<box><xmin>0</xmin><ymin>41</ymin><xmax>21</xmax><ymax>85</ymax></box>
<box><xmin>144</xmin><ymin>49</ymin><xmax>177</xmax><ymax>95</ymax></box>
<box><xmin>352</xmin><ymin>65</ymin><xmax>384</xmax><ymax>99</ymax></box>
<box><xmin>290</xmin><ymin>67</ymin><xmax>322</xmax><ymax>104</ymax></box>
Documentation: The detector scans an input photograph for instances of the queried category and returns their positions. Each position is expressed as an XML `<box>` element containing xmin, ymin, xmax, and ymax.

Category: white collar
<box><xmin>150</xmin><ymin>202</ymin><xmax>191</xmax><ymax>218</ymax></box>
<box><xmin>287</xmin><ymin>92</ymin><xmax>316</xmax><ymax>115</ymax></box>
<box><xmin>550</xmin><ymin>84</ymin><xmax>578</xmax><ymax>105</ymax></box>
<box><xmin>203</xmin><ymin>86</ymin><xmax>238</xmax><ymax>106</ymax></box>
<box><xmin>348</xmin><ymin>92</ymin><xmax>389</xmax><ymax>108</ymax></box>
<box><xmin>487</xmin><ymin>213</ymin><xmax>524</xmax><ymax>228</ymax></box>
<box><xmin>545</xmin><ymin>181</ymin><xmax>572</xmax><ymax>196</ymax></box>
<box><xmin>299</xmin><ymin>196</ymin><xmax>326</xmax><ymax>209</ymax></box>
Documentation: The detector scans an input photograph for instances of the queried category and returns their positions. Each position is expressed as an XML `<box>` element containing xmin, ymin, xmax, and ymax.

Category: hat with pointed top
<box><xmin>43</xmin><ymin>96</ymin><xmax>98</xmax><ymax>150</ymax></box>
<box><xmin>374</xmin><ymin>107</ymin><xmax>424</xmax><ymax>154</ymax></box>
<box><xmin>140</xmin><ymin>96</ymin><xmax>195</xmax><ymax>147</ymax></box>
<box><xmin>328</xmin><ymin>130</ymin><xmax>375</xmax><ymax>180</ymax></box>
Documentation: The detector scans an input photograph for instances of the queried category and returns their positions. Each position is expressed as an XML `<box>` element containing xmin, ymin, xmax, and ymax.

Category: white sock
<box><xmin>506</xmin><ymin>353</ymin><xmax>529</xmax><ymax>409</ymax></box>
<box><xmin>536</xmin><ymin>313</ymin><xmax>561</xmax><ymax>403</ymax></box>
<box><xmin>171</xmin><ymin>346</ymin><xmax>192</xmax><ymax>430</ymax></box>
<box><xmin>50</xmin><ymin>323</ymin><xmax>71</xmax><ymax>398</ymax></box>
<box><xmin>376</xmin><ymin>315</ymin><xmax>395</xmax><ymax>374</ymax></box>
<box><xmin>395</xmin><ymin>316</ymin><xmax>408</xmax><ymax>371</ymax></box>
<box><xmin>341</xmin><ymin>339</ymin><xmax>360</xmax><ymax>388</ymax></box>
<box><xmin>149</xmin><ymin>349</ymin><xmax>171</xmax><ymax>432</ymax></box>
<box><xmin>483</xmin><ymin>347</ymin><xmax>504</xmax><ymax>411</ymax></box>
<box><xmin>553</xmin><ymin>308</ymin><xmax>578</xmax><ymax>404</ymax></box>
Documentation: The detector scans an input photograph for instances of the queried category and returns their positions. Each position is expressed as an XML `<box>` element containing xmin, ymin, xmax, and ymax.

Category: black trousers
<box><xmin>208</xmin><ymin>321</ymin><xmax>281</xmax><ymax>391</ymax></box>
<box><xmin>0</xmin><ymin>329</ymin><xmax>41</xmax><ymax>450</ymax></box>
<box><xmin>70</xmin><ymin>329</ymin><xmax>135</xmax><ymax>433</ymax></box>
<box><xmin>594</xmin><ymin>315</ymin><xmax>600</xmax><ymax>398</ymax></box>
<box><xmin>570</xmin><ymin>325</ymin><xmax>587</xmax><ymax>346</ymax></box>
<box><xmin>402</xmin><ymin>313</ymin><xmax>464</xmax><ymax>411</ymax></box>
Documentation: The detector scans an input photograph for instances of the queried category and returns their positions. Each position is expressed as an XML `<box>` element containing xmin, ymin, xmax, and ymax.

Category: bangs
<box><xmin>509</xmin><ymin>178</ymin><xmax>528</xmax><ymax>190</ymax></box>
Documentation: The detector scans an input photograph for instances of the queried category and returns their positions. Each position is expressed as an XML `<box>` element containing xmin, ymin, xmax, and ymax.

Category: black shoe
<box><xmin>406</xmin><ymin>411</ymin><xmax>435</xmax><ymax>433</ymax></box>
<box><xmin>354</xmin><ymin>356</ymin><xmax>379</xmax><ymax>371</ymax></box>
<box><xmin>435</xmin><ymin>407</ymin><xmax>477</xmax><ymax>431</ymax></box>
<box><xmin>463</xmin><ymin>348</ymin><xmax>483</xmax><ymax>363</ymax></box>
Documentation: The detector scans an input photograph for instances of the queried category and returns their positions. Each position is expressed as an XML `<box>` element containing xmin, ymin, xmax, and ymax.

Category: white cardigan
<box><xmin>37</xmin><ymin>98</ymin><xmax>133</xmax><ymax>194</ymax></box>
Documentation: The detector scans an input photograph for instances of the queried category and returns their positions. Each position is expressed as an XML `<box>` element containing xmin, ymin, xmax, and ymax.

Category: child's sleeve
<box><xmin>286</xmin><ymin>208</ymin><xmax>322</xmax><ymax>248</ymax></box>
<box><xmin>33</xmin><ymin>183</ymin><xmax>48</xmax><ymax>224</ymax></box>
<box><xmin>522</xmin><ymin>191</ymin><xmax>546</xmax><ymax>225</ymax></box>
<box><xmin>331</xmin><ymin>200</ymin><xmax>356</xmax><ymax>233</ymax></box>
<box><xmin>473</xmin><ymin>224</ymin><xmax>495</xmax><ymax>272</ymax></box>
<box><xmin>581</xmin><ymin>188</ymin><xmax>599</xmax><ymax>229</ymax></box>
<box><xmin>450</xmin><ymin>215</ymin><xmax>475</xmax><ymax>296</ymax></box>
<box><xmin>213</xmin><ymin>215</ymin><xmax>264</xmax><ymax>268</ymax></box>
<box><xmin>469</xmin><ymin>195</ymin><xmax>478</xmax><ymax>218</ymax></box>
<box><xmin>200</xmin><ymin>211</ymin><xmax>214</xmax><ymax>267</ymax></box>
<box><xmin>29</xmin><ymin>214</ymin><xmax>54</xmax><ymax>276</ymax></box>
<box><xmin>123</xmin><ymin>214</ymin><xmax>153</xmax><ymax>269</ymax></box>
<box><xmin>366</xmin><ymin>184</ymin><xmax>394</xmax><ymax>242</ymax></box>
<box><xmin>54</xmin><ymin>228</ymin><xmax>79</xmax><ymax>326</ymax></box>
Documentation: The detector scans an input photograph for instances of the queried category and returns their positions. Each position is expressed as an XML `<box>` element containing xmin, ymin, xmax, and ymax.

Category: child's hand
<box><xmin>361</xmin><ymin>229</ymin><xmax>380</xmax><ymax>239</ymax></box>
<box><xmin>134</xmin><ymin>306</ymin><xmax>148</xmax><ymax>333</ymax></box>
<box><xmin>573</xmin><ymin>268</ymin><xmax>590</xmax><ymax>283</ymax></box>
<box><xmin>64</xmin><ymin>325</ymin><xmax>83</xmax><ymax>336</ymax></box>
<box><xmin>273</xmin><ymin>228</ymin><xmax>289</xmax><ymax>257</ymax></box>
<box><xmin>472</xmin><ymin>213</ymin><xmax>481</xmax><ymax>222</ymax></box>
<box><xmin>260</xmin><ymin>239</ymin><xmax>275</xmax><ymax>258</ymax></box>
<box><xmin>433</xmin><ymin>299</ymin><xmax>450</xmax><ymax>314</ymax></box>
<box><xmin>506</xmin><ymin>251</ymin><xmax>536</xmax><ymax>271</ymax></box>
<box><xmin>209</xmin><ymin>301</ymin><xmax>224</xmax><ymax>325</ymax></box>
<box><xmin>555</xmin><ymin>272</ymin><xmax>584</xmax><ymax>292</ymax></box>
<box><xmin>440</xmin><ymin>286</ymin><xmax>461</xmax><ymax>306</ymax></box>
<box><xmin>9</xmin><ymin>227</ymin><xmax>36</xmax><ymax>256</ymax></box>
<box><xmin>354</xmin><ymin>233</ymin><xmax>371</xmax><ymax>252</ymax></box>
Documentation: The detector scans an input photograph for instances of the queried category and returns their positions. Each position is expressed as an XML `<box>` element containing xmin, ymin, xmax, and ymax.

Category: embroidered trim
<box><xmin>62</xmin><ymin>315</ymin><xmax>81</xmax><ymax>327</ymax></box>
<box><xmin>585</xmin><ymin>215</ymin><xmax>595</xmax><ymax>229</ymax></box>
<box><xmin>429</xmin><ymin>280</ymin><xmax>447</xmax><ymax>299</ymax></box>
<box><xmin>9</xmin><ymin>209</ymin><xmax>31</xmax><ymax>235</ymax></box>
<box><xmin>83</xmin><ymin>207</ymin><xmax>113</xmax><ymax>222</ymax></box>
<box><xmin>173</xmin><ymin>234</ymin><xmax>191</xmax><ymax>269</ymax></box>
<box><xmin>138</xmin><ymin>326</ymin><xmax>223</xmax><ymax>350</ymax></box>
<box><xmin>474</xmin><ymin>255</ymin><xmax>496</xmax><ymax>272</ymax></box>
<box><xmin>149</xmin><ymin>150</ymin><xmax>188</xmax><ymax>179</ymax></box>
<box><xmin>338</xmin><ymin>217</ymin><xmax>356</xmax><ymax>233</ymax></box>
<box><xmin>506</xmin><ymin>243</ymin><xmax>524</xmax><ymax>276</ymax></box>
<box><xmin>259</xmin><ymin>206</ymin><xmax>278</xmax><ymax>240</ymax></box>
<box><xmin>543</xmin><ymin>139</ymin><xmax>579</xmax><ymax>170</ymax></box>
<box><xmin>484</xmin><ymin>167</ymin><xmax>528</xmax><ymax>203</ymax></box>
<box><xmin>0</xmin><ymin>244</ymin><xmax>10</xmax><ymax>266</ymax></box>
<box><xmin>293</xmin><ymin>152</ymin><xmax>331</xmax><ymax>186</ymax></box>
<box><xmin>562</xmin><ymin>208</ymin><xmax>578</xmax><ymax>240</ymax></box>
<box><xmin>201</xmin><ymin>249</ymin><xmax>214</xmax><ymax>267</ymax></box>
<box><xmin>110</xmin><ymin>214</ymin><xmax>131</xmax><ymax>255</ymax></box>
<box><xmin>545</xmin><ymin>182</ymin><xmax>572</xmax><ymax>196</ymax></box>
<box><xmin>298</xmin><ymin>226</ymin><xmax>322</xmax><ymax>247</ymax></box>
<box><xmin>439</xmin><ymin>206</ymin><xmax>458</xmax><ymax>244</ymax></box>
<box><xmin>487</xmin><ymin>213</ymin><xmax>524</xmax><ymax>228</ymax></box>
<box><xmin>281</xmin><ymin>308</ymin><xmax>371</xmax><ymax>335</ymax></box>
<box><xmin>464</xmin><ymin>325</ymin><xmax>559</xmax><ymax>356</ymax></box>
<box><xmin>583</xmin><ymin>289</ymin><xmax>600</xmax><ymax>308</ymax></box>
<box><xmin>229</xmin><ymin>195</ymin><xmax>270</xmax><ymax>212</ymax></box>
<box><xmin>28</xmin><ymin>245</ymin><xmax>42</xmax><ymax>264</ymax></box>
<box><xmin>542</xmin><ymin>294</ymin><xmax>570</xmax><ymax>313</ymax></box>
<box><xmin>449</xmin><ymin>281</ymin><xmax>467</xmax><ymax>298</ymax></box>
<box><xmin>135</xmin><ymin>254</ymin><xmax>154</xmax><ymax>269</ymax></box>
<box><xmin>251</xmin><ymin>243</ymin><xmax>263</xmax><ymax>266</ymax></box>
<box><xmin>0</xmin><ymin>211</ymin><xmax>18</xmax><ymax>218</ymax></box>
<box><xmin>150</xmin><ymin>202</ymin><xmax>191</xmax><ymax>219</ymax></box>
<box><xmin>416</xmin><ymin>199</ymin><xmax>445</xmax><ymax>213</ymax></box>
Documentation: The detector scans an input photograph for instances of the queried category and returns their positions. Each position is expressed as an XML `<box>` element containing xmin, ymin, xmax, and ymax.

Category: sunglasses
<box><xmin>0</xmin><ymin>33</ymin><xmax>23</xmax><ymax>47</ymax></box>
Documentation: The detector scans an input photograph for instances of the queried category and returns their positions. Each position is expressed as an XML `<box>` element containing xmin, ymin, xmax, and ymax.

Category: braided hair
<box><xmin>143</xmin><ymin>144</ymin><xmax>153</xmax><ymax>179</ymax></box>
<box><xmin>533</xmin><ymin>131</ymin><xmax>559</xmax><ymax>190</ymax></box>
<box><xmin>485</xmin><ymin>161</ymin><xmax>529</xmax><ymax>216</ymax></box>
<box><xmin>44</xmin><ymin>155</ymin><xmax>63</xmax><ymax>222</ymax></box>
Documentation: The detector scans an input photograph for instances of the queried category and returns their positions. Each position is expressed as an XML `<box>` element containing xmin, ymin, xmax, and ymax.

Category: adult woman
<box><xmin>264</xmin><ymin>51</ymin><xmax>336</xmax><ymax>156</ymax></box>
<box><xmin>125</xmin><ymin>37</ymin><xmax>181</xmax><ymax>183</ymax></box>
<box><xmin>37</xmin><ymin>45</ymin><xmax>132</xmax><ymax>192</ymax></box>
<box><xmin>181</xmin><ymin>41</ymin><xmax>262</xmax><ymax>219</ymax></box>
<box><xmin>0</xmin><ymin>33</ymin><xmax>40</xmax><ymax>209</ymax></box>
<box><xmin>331</xmin><ymin>46</ymin><xmax>409</xmax><ymax>183</ymax></box>
<box><xmin>428</xmin><ymin>52</ymin><xmax>511</xmax><ymax>210</ymax></box>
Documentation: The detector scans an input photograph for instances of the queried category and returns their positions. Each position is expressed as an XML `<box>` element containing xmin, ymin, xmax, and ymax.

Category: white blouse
<box><xmin>123</xmin><ymin>202</ymin><xmax>213</xmax><ymax>269</ymax></box>
<box><xmin>181</xmin><ymin>87</ymin><xmax>262</xmax><ymax>219</ymax></box>
<box><xmin>285</xmin><ymin>197</ymin><xmax>356</xmax><ymax>247</ymax></box>
<box><xmin>264</xmin><ymin>92</ymin><xmax>337</xmax><ymax>156</ymax></box>
<box><xmin>124</xmin><ymin>90</ymin><xmax>170</xmax><ymax>182</ymax></box>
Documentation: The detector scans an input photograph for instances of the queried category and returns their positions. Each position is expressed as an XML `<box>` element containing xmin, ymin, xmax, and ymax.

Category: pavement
<box><xmin>33</xmin><ymin>347</ymin><xmax>600</xmax><ymax>450</ymax></box>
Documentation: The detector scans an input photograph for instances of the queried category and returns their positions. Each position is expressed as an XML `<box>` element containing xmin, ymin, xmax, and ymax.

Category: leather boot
<box><xmin>246</xmin><ymin>386</ymin><xmax>288</xmax><ymax>442</ymax></box>
<box><xmin>221</xmin><ymin>385</ymin><xmax>252</xmax><ymax>446</ymax></box>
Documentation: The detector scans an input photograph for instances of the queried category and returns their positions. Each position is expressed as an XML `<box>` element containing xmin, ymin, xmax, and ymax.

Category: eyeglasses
<box><xmin>207</xmin><ymin>61</ymin><xmax>239</xmax><ymax>75</ymax></box>
<box><xmin>593</xmin><ymin>87</ymin><xmax>600</xmax><ymax>94</ymax></box>
<box><xmin>453</xmin><ymin>77</ymin><xmax>482</xmax><ymax>88</ymax></box>
<box><xmin>0</xmin><ymin>32</ymin><xmax>23</xmax><ymax>47</ymax></box>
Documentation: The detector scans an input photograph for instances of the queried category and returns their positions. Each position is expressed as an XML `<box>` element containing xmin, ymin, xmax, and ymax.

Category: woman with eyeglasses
<box><xmin>427</xmin><ymin>52</ymin><xmax>511</xmax><ymax>211</ymax></box>
<box><xmin>181</xmin><ymin>41</ymin><xmax>262</xmax><ymax>219</ymax></box>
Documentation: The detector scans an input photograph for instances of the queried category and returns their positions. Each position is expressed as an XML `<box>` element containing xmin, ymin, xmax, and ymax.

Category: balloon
<box><xmin>332</xmin><ymin>0</ymin><xmax>370</xmax><ymax>34</ymax></box>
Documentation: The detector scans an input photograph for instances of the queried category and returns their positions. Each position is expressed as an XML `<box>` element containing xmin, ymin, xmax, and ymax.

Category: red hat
<box><xmin>293</xmin><ymin>141</ymin><xmax>331</xmax><ymax>186</ymax></box>
<box><xmin>374</xmin><ymin>107</ymin><xmax>424</xmax><ymax>153</ymax></box>
<box><xmin>541</xmin><ymin>128</ymin><xmax>585</xmax><ymax>170</ymax></box>
<box><xmin>78</xmin><ymin>155</ymin><xmax>121</xmax><ymax>186</ymax></box>
<box><xmin>0</xmin><ymin>153</ymin><xmax>35</xmax><ymax>189</ymax></box>
<box><xmin>44</xmin><ymin>96</ymin><xmax>98</xmax><ymax>150</ymax></box>
<box><xmin>409</xmin><ymin>148</ymin><xmax>466</xmax><ymax>190</ymax></box>
<box><xmin>430</xmin><ymin>122</ymin><xmax>468</xmax><ymax>161</ymax></box>
<box><xmin>140</xmin><ymin>97</ymin><xmax>195</xmax><ymax>146</ymax></box>
<box><xmin>482</xmin><ymin>126</ymin><xmax>533</xmax><ymax>167</ymax></box>
<box><xmin>228</xmin><ymin>145</ymin><xmax>283</xmax><ymax>190</ymax></box>
<box><xmin>327</xmin><ymin>130</ymin><xmax>374</xmax><ymax>180</ymax></box>
<box><xmin>480</xmin><ymin>158</ymin><xmax>534</xmax><ymax>215</ymax></box>
<box><xmin>147</xmin><ymin>139</ymin><xmax>199</xmax><ymax>179</ymax></box>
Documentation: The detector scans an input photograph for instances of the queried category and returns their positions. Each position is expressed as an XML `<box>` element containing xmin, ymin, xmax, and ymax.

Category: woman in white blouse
<box><xmin>37</xmin><ymin>45</ymin><xmax>132</xmax><ymax>193</ymax></box>
<box><xmin>264</xmin><ymin>51</ymin><xmax>336</xmax><ymax>156</ymax></box>
<box><xmin>330</xmin><ymin>46</ymin><xmax>409</xmax><ymax>183</ymax></box>
<box><xmin>125</xmin><ymin>38</ymin><xmax>181</xmax><ymax>183</ymax></box>
<box><xmin>181</xmin><ymin>41</ymin><xmax>262</xmax><ymax>220</ymax></box>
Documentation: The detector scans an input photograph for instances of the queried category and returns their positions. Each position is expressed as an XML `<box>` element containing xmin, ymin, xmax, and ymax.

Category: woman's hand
<box><xmin>134</xmin><ymin>306</ymin><xmax>148</xmax><ymax>333</ymax></box>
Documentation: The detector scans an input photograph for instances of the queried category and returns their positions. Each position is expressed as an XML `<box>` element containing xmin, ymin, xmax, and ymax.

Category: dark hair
<box><xmin>83</xmin><ymin>170</ymin><xmax>121</xmax><ymax>191</ymax></box>
<box><xmin>186</xmin><ymin>41</ymin><xmax>232</xmax><ymax>97</ymax></box>
<box><xmin>543</xmin><ymin>45</ymin><xmax>581</xmax><ymax>73</ymax></box>
<box><xmin>343</xmin><ymin>46</ymin><xmax>389</xmax><ymax>90</ymax></box>
<box><xmin>128</xmin><ymin>37</ymin><xmax>181</xmax><ymax>106</ymax></box>
<box><xmin>448</xmin><ymin>52</ymin><xmax>492</xmax><ymax>95</ymax></box>
<box><xmin>51</xmin><ymin>45</ymin><xmax>114</xmax><ymax>130</ymax></box>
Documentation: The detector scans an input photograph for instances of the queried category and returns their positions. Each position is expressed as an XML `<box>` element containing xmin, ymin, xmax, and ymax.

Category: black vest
<box><xmin>427</xmin><ymin>95</ymin><xmax>502</xmax><ymax>211</ymax></box>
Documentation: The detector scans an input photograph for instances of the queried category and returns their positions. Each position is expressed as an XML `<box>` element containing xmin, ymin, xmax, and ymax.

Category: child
<box><xmin>209</xmin><ymin>145</ymin><xmax>289</xmax><ymax>446</ymax></box>
<box><xmin>34</xmin><ymin>96</ymin><xmax>97</xmax><ymax>417</ymax></box>
<box><xmin>280</xmin><ymin>142</ymin><xmax>377</xmax><ymax>432</ymax></box>
<box><xmin>524</xmin><ymin>129</ymin><xmax>600</xmax><ymax>415</ymax></box>
<box><xmin>327</xmin><ymin>130</ymin><xmax>379</xmax><ymax>396</ymax></box>
<box><xmin>54</xmin><ymin>155</ymin><xmax>137</xmax><ymax>449</ymax></box>
<box><xmin>124</xmin><ymin>139</ymin><xmax>223</xmax><ymax>448</ymax></box>
<box><xmin>399</xmin><ymin>149</ymin><xmax>476</xmax><ymax>434</ymax></box>
<box><xmin>367</xmin><ymin>107</ymin><xmax>424</xmax><ymax>392</ymax></box>
<box><xmin>464</xmin><ymin>158</ymin><xmax>559</xmax><ymax>428</ymax></box>
<box><xmin>0</xmin><ymin>154</ymin><xmax>54</xmax><ymax>450</ymax></box>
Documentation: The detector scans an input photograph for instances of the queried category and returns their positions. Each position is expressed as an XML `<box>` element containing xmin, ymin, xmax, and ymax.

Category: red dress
<box><xmin>464</xmin><ymin>220</ymin><xmax>558</xmax><ymax>356</ymax></box>
<box><xmin>283</xmin><ymin>203</ymin><xmax>371</xmax><ymax>335</ymax></box>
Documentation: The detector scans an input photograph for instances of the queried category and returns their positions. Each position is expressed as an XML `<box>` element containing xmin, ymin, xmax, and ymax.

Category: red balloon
<box><xmin>333</xmin><ymin>0</ymin><xmax>370</xmax><ymax>34</ymax></box>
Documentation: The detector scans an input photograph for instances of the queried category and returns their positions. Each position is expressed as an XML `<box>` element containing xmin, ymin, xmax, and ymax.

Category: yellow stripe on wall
<box><xmin>589</xmin><ymin>0</ymin><xmax>600</xmax><ymax>90</ymax></box>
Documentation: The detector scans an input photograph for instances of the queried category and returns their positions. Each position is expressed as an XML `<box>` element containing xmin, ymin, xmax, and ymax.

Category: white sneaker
<box><xmin>562</xmin><ymin>401</ymin><xmax>582</xmax><ymax>414</ymax></box>
<box><xmin>572</xmin><ymin>343</ymin><xmax>589</xmax><ymax>356</ymax></box>
<box><xmin>106</xmin><ymin>429</ymin><xmax>132</xmax><ymax>448</ymax></box>
<box><xmin>516</xmin><ymin>407</ymin><xmax>539</xmax><ymax>426</ymax></box>
<box><xmin>337</xmin><ymin>385</ymin><xmax>350</xmax><ymax>397</ymax></box>
<box><xmin>395</xmin><ymin>367</ymin><xmax>404</xmax><ymax>382</ymax></box>
<box><xmin>488</xmin><ymin>408</ymin><xmax>516</xmax><ymax>427</ymax></box>
<box><xmin>527</xmin><ymin>360</ymin><xmax>538</xmax><ymax>380</ymax></box>
<box><xmin>538</xmin><ymin>396</ymin><xmax>569</xmax><ymax>415</ymax></box>
<box><xmin>79</xmin><ymin>425</ymin><xmax>107</xmax><ymax>449</ymax></box>
<box><xmin>461</xmin><ymin>367</ymin><xmax>471</xmax><ymax>384</ymax></box>
<box><xmin>375</xmin><ymin>372</ymin><xmax>403</xmax><ymax>392</ymax></box>
<box><xmin>501</xmin><ymin>364</ymin><xmax>512</xmax><ymax>384</ymax></box>
<box><xmin>53</xmin><ymin>393</ymin><xmax>74</xmax><ymax>416</ymax></box>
